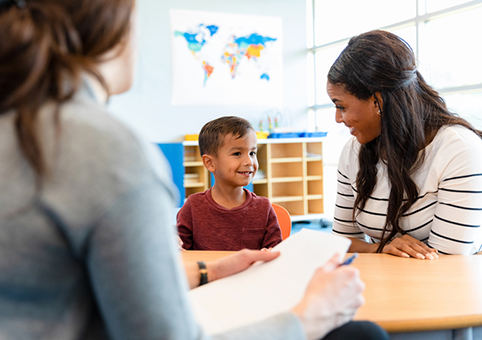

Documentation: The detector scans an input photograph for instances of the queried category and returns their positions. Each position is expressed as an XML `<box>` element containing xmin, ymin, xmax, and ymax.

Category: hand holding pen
<box><xmin>340</xmin><ymin>253</ymin><xmax>358</xmax><ymax>266</ymax></box>
<box><xmin>292</xmin><ymin>253</ymin><xmax>365</xmax><ymax>340</ymax></box>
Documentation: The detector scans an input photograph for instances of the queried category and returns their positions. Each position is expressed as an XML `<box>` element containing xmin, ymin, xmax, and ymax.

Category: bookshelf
<box><xmin>180</xmin><ymin>138</ymin><xmax>324</xmax><ymax>219</ymax></box>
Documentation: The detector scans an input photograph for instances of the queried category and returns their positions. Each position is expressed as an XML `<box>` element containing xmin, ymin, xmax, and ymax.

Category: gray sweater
<box><xmin>0</xmin><ymin>83</ymin><xmax>305</xmax><ymax>340</ymax></box>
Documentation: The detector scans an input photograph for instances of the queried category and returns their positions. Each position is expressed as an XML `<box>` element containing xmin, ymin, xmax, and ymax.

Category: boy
<box><xmin>177</xmin><ymin>116</ymin><xmax>282</xmax><ymax>250</ymax></box>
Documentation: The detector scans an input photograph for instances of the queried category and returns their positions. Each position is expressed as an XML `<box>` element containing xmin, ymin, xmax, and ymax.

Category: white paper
<box><xmin>189</xmin><ymin>228</ymin><xmax>351</xmax><ymax>335</ymax></box>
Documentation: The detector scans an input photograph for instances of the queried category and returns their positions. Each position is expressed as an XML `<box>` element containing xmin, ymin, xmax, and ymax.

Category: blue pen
<box><xmin>341</xmin><ymin>253</ymin><xmax>358</xmax><ymax>266</ymax></box>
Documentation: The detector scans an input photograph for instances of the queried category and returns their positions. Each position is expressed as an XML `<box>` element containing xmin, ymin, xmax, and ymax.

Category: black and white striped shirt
<box><xmin>333</xmin><ymin>125</ymin><xmax>482</xmax><ymax>255</ymax></box>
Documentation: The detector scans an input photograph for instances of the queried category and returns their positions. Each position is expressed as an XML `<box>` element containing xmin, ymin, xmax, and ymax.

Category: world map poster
<box><xmin>170</xmin><ymin>9</ymin><xmax>283</xmax><ymax>106</ymax></box>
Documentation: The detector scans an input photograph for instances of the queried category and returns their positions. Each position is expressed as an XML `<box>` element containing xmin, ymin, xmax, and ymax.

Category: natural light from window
<box><xmin>308</xmin><ymin>0</ymin><xmax>482</xmax><ymax>221</ymax></box>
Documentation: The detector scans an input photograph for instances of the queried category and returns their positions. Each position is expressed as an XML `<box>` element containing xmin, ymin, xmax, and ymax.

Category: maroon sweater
<box><xmin>177</xmin><ymin>188</ymin><xmax>282</xmax><ymax>250</ymax></box>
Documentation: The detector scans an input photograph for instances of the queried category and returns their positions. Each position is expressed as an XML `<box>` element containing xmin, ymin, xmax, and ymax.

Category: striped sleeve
<box><xmin>332</xmin><ymin>140</ymin><xmax>365</xmax><ymax>240</ymax></box>
<box><xmin>428</xmin><ymin>132</ymin><xmax>482</xmax><ymax>255</ymax></box>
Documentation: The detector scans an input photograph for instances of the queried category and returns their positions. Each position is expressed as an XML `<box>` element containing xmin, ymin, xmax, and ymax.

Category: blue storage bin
<box><xmin>299</xmin><ymin>132</ymin><xmax>328</xmax><ymax>138</ymax></box>
<box><xmin>268</xmin><ymin>132</ymin><xmax>301</xmax><ymax>138</ymax></box>
<box><xmin>267</xmin><ymin>132</ymin><xmax>328</xmax><ymax>138</ymax></box>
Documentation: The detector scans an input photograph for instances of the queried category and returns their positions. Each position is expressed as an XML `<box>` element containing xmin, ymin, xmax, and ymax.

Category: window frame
<box><xmin>308</xmin><ymin>0</ymin><xmax>482</xmax><ymax>114</ymax></box>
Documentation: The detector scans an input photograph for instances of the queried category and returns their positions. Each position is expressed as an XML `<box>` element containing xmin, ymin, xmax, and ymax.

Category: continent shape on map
<box><xmin>222</xmin><ymin>33</ymin><xmax>277</xmax><ymax>79</ymax></box>
<box><xmin>174</xmin><ymin>24</ymin><xmax>219</xmax><ymax>85</ymax></box>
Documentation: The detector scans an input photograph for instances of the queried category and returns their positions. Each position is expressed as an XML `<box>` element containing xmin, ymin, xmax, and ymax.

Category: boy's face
<box><xmin>209</xmin><ymin>130</ymin><xmax>258</xmax><ymax>189</ymax></box>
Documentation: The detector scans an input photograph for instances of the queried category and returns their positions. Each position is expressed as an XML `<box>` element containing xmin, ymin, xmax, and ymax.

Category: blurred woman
<box><xmin>0</xmin><ymin>0</ymin><xmax>387</xmax><ymax>339</ymax></box>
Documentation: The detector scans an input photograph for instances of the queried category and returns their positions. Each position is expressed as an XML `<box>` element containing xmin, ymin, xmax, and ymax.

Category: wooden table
<box><xmin>182</xmin><ymin>251</ymin><xmax>482</xmax><ymax>333</ymax></box>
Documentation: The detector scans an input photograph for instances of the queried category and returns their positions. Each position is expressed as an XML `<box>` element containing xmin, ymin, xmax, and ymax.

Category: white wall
<box><xmin>108</xmin><ymin>0</ymin><xmax>308</xmax><ymax>143</ymax></box>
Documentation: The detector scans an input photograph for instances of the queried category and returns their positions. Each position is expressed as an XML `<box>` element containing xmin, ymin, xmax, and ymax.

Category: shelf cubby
<box><xmin>180</xmin><ymin>138</ymin><xmax>325</xmax><ymax>218</ymax></box>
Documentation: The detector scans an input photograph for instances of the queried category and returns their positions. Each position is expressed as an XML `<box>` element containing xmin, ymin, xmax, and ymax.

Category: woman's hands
<box><xmin>291</xmin><ymin>254</ymin><xmax>365</xmax><ymax>340</ymax></box>
<box><xmin>381</xmin><ymin>234</ymin><xmax>438</xmax><ymax>260</ymax></box>
<box><xmin>348</xmin><ymin>236</ymin><xmax>439</xmax><ymax>259</ymax></box>
<box><xmin>188</xmin><ymin>250</ymin><xmax>364</xmax><ymax>340</ymax></box>
<box><xmin>185</xmin><ymin>249</ymin><xmax>280</xmax><ymax>288</ymax></box>
<box><xmin>208</xmin><ymin>249</ymin><xmax>280</xmax><ymax>282</ymax></box>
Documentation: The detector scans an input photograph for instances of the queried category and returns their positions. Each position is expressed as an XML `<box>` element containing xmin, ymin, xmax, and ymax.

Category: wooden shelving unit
<box><xmin>182</xmin><ymin>144</ymin><xmax>209</xmax><ymax>197</ymax></box>
<box><xmin>182</xmin><ymin>138</ymin><xmax>324</xmax><ymax>220</ymax></box>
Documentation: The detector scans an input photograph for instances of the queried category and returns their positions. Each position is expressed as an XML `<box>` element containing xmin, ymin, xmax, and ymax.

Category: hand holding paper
<box><xmin>189</xmin><ymin>229</ymin><xmax>363</xmax><ymax>339</ymax></box>
<box><xmin>291</xmin><ymin>253</ymin><xmax>365</xmax><ymax>340</ymax></box>
<box><xmin>209</xmin><ymin>248</ymin><xmax>281</xmax><ymax>282</ymax></box>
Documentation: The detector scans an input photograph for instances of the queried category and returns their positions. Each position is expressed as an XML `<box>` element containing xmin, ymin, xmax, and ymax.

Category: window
<box><xmin>308</xmin><ymin>0</ymin><xmax>482</xmax><ymax>219</ymax></box>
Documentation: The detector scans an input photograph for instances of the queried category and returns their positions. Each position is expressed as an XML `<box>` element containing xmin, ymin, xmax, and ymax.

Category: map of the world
<box><xmin>175</xmin><ymin>25</ymin><xmax>277</xmax><ymax>86</ymax></box>
<box><xmin>170</xmin><ymin>9</ymin><xmax>283</xmax><ymax>106</ymax></box>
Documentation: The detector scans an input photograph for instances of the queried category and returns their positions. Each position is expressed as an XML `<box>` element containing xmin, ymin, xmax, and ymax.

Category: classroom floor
<box><xmin>290</xmin><ymin>219</ymin><xmax>333</xmax><ymax>235</ymax></box>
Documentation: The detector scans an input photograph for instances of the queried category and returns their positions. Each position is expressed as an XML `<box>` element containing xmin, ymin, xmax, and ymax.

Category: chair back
<box><xmin>272</xmin><ymin>203</ymin><xmax>291</xmax><ymax>240</ymax></box>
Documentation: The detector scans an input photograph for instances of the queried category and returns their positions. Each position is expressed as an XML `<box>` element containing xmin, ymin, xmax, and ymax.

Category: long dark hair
<box><xmin>0</xmin><ymin>0</ymin><xmax>134</xmax><ymax>178</ymax></box>
<box><xmin>328</xmin><ymin>30</ymin><xmax>482</xmax><ymax>252</ymax></box>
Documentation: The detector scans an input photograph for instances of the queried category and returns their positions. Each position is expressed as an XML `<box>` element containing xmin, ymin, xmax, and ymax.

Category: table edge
<box><xmin>182</xmin><ymin>251</ymin><xmax>482</xmax><ymax>333</ymax></box>
<box><xmin>373</xmin><ymin>314</ymin><xmax>482</xmax><ymax>333</ymax></box>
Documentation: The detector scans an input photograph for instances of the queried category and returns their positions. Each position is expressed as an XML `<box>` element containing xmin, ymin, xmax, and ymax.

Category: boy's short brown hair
<box><xmin>199</xmin><ymin>116</ymin><xmax>254</xmax><ymax>156</ymax></box>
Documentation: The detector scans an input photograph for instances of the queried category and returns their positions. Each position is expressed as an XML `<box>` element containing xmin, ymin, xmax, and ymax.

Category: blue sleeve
<box><xmin>87</xmin><ymin>174</ymin><xmax>206</xmax><ymax>340</ymax></box>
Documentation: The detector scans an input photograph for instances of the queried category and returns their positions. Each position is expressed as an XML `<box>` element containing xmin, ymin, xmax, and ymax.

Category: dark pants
<box><xmin>323</xmin><ymin>321</ymin><xmax>390</xmax><ymax>340</ymax></box>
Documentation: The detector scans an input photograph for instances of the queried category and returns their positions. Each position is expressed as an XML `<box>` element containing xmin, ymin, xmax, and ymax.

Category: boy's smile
<box><xmin>210</xmin><ymin>130</ymin><xmax>258</xmax><ymax>188</ymax></box>
<box><xmin>238</xmin><ymin>171</ymin><xmax>253</xmax><ymax>177</ymax></box>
